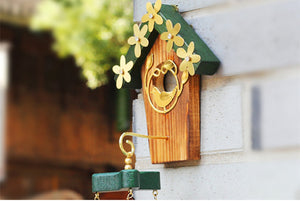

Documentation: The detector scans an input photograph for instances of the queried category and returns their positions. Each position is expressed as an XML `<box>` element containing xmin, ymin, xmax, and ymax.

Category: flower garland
<box><xmin>112</xmin><ymin>0</ymin><xmax>201</xmax><ymax>89</ymax></box>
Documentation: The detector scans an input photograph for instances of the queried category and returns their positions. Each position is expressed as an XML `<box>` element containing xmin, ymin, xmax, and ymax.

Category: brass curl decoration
<box><xmin>144</xmin><ymin>54</ymin><xmax>189</xmax><ymax>114</ymax></box>
<box><xmin>119</xmin><ymin>132</ymin><xmax>169</xmax><ymax>157</ymax></box>
<box><xmin>119</xmin><ymin>132</ymin><xmax>169</xmax><ymax>169</ymax></box>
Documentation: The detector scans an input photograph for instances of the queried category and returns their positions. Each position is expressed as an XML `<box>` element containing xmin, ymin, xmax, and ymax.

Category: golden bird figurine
<box><xmin>151</xmin><ymin>87</ymin><xmax>177</xmax><ymax>108</ymax></box>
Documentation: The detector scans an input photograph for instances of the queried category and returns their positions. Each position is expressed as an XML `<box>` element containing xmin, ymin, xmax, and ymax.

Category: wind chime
<box><xmin>93</xmin><ymin>132</ymin><xmax>167</xmax><ymax>200</ymax></box>
<box><xmin>92</xmin><ymin>0</ymin><xmax>220</xmax><ymax>199</ymax></box>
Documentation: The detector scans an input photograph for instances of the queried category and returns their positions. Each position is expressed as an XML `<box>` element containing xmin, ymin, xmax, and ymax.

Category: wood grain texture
<box><xmin>0</xmin><ymin>23</ymin><xmax>124</xmax><ymax>169</ymax></box>
<box><xmin>0</xmin><ymin>22</ymin><xmax>128</xmax><ymax>200</ymax></box>
<box><xmin>141</xmin><ymin>36</ymin><xmax>200</xmax><ymax>163</ymax></box>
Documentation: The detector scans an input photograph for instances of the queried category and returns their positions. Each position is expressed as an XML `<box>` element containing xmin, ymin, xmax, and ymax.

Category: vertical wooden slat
<box><xmin>141</xmin><ymin>36</ymin><xmax>200</xmax><ymax>163</ymax></box>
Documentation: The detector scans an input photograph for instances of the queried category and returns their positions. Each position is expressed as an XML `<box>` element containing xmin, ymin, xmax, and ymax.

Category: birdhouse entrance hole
<box><xmin>164</xmin><ymin>71</ymin><xmax>177</xmax><ymax>92</ymax></box>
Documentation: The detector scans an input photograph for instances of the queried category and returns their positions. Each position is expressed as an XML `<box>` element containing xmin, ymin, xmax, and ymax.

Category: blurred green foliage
<box><xmin>31</xmin><ymin>0</ymin><xmax>133</xmax><ymax>88</ymax></box>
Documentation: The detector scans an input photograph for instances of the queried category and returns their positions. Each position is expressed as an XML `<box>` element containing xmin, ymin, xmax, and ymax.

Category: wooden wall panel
<box><xmin>0</xmin><ymin>23</ymin><xmax>124</xmax><ymax>169</ymax></box>
<box><xmin>0</xmin><ymin>23</ymin><xmax>129</xmax><ymax>199</ymax></box>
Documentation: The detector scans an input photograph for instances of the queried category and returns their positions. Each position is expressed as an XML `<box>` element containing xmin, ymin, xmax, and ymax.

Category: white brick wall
<box><xmin>201</xmin><ymin>85</ymin><xmax>243</xmax><ymax>153</ymax></box>
<box><xmin>252</xmin><ymin>76</ymin><xmax>300</xmax><ymax>150</ymax></box>
<box><xmin>132</xmin><ymin>94</ymin><xmax>150</xmax><ymax>158</ymax></box>
<box><xmin>182</xmin><ymin>0</ymin><xmax>300</xmax><ymax>76</ymax></box>
<box><xmin>135</xmin><ymin>158</ymin><xmax>300</xmax><ymax>199</ymax></box>
<box><xmin>132</xmin><ymin>0</ymin><xmax>300</xmax><ymax>199</ymax></box>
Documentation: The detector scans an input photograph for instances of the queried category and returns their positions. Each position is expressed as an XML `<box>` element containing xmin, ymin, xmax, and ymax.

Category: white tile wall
<box><xmin>252</xmin><ymin>77</ymin><xmax>300</xmax><ymax>150</ymax></box>
<box><xmin>183</xmin><ymin>0</ymin><xmax>300</xmax><ymax>76</ymax></box>
<box><xmin>135</xmin><ymin>158</ymin><xmax>300</xmax><ymax>199</ymax></box>
<box><xmin>132</xmin><ymin>94</ymin><xmax>150</xmax><ymax>158</ymax></box>
<box><xmin>201</xmin><ymin>85</ymin><xmax>243</xmax><ymax>153</ymax></box>
<box><xmin>134</xmin><ymin>0</ymin><xmax>227</xmax><ymax>22</ymax></box>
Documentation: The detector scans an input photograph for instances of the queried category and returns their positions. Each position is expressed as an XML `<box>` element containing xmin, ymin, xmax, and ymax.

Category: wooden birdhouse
<box><xmin>112</xmin><ymin>0</ymin><xmax>220</xmax><ymax>164</ymax></box>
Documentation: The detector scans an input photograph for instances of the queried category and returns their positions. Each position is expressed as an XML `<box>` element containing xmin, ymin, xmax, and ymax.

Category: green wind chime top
<box><xmin>112</xmin><ymin>0</ymin><xmax>220</xmax><ymax>89</ymax></box>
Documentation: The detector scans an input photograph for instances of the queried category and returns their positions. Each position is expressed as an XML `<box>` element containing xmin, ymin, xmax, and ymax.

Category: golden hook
<box><xmin>119</xmin><ymin>132</ymin><xmax>169</xmax><ymax>169</ymax></box>
<box><xmin>119</xmin><ymin>132</ymin><xmax>169</xmax><ymax>157</ymax></box>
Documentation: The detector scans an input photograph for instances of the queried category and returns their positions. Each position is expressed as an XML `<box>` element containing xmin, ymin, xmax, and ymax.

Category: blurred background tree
<box><xmin>31</xmin><ymin>0</ymin><xmax>133</xmax><ymax>89</ymax></box>
<box><xmin>0</xmin><ymin>0</ymin><xmax>134</xmax><ymax>199</ymax></box>
<box><xmin>30</xmin><ymin>0</ymin><xmax>134</xmax><ymax>131</ymax></box>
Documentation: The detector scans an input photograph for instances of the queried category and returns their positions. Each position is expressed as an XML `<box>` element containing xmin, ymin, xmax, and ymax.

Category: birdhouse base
<box><xmin>92</xmin><ymin>169</ymin><xmax>160</xmax><ymax>192</ymax></box>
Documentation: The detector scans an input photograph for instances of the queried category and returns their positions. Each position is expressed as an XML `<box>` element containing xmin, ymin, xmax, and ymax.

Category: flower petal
<box><xmin>146</xmin><ymin>2</ymin><xmax>154</xmax><ymax>13</ymax></box>
<box><xmin>179</xmin><ymin>60</ymin><xmax>188</xmax><ymax>72</ymax></box>
<box><xmin>140</xmin><ymin>37</ymin><xmax>149</xmax><ymax>47</ymax></box>
<box><xmin>166</xmin><ymin>40</ymin><xmax>173</xmax><ymax>52</ymax></box>
<box><xmin>148</xmin><ymin>20</ymin><xmax>154</xmax><ymax>32</ymax></box>
<box><xmin>174</xmin><ymin>36</ymin><xmax>184</xmax><ymax>47</ymax></box>
<box><xmin>191</xmin><ymin>54</ymin><xmax>201</xmax><ymax>63</ymax></box>
<box><xmin>141</xmin><ymin>14</ymin><xmax>149</xmax><ymax>23</ymax></box>
<box><xmin>145</xmin><ymin>53</ymin><xmax>153</xmax><ymax>69</ymax></box>
<box><xmin>186</xmin><ymin>62</ymin><xmax>195</xmax><ymax>76</ymax></box>
<box><xmin>166</xmin><ymin>20</ymin><xmax>172</xmax><ymax>32</ymax></box>
<box><xmin>187</xmin><ymin>42</ymin><xmax>195</xmax><ymax>55</ymax></box>
<box><xmin>154</xmin><ymin>14</ymin><xmax>163</xmax><ymax>25</ymax></box>
<box><xmin>112</xmin><ymin>65</ymin><xmax>120</xmax><ymax>74</ymax></box>
<box><xmin>133</xmin><ymin>24</ymin><xmax>139</xmax><ymax>37</ymax></box>
<box><xmin>160</xmin><ymin>32</ymin><xmax>169</xmax><ymax>40</ymax></box>
<box><xmin>154</xmin><ymin>0</ymin><xmax>161</xmax><ymax>12</ymax></box>
<box><xmin>128</xmin><ymin>36</ymin><xmax>136</xmax><ymax>45</ymax></box>
<box><xmin>134</xmin><ymin>43</ymin><xmax>141</xmax><ymax>58</ymax></box>
<box><xmin>181</xmin><ymin>70</ymin><xmax>189</xmax><ymax>85</ymax></box>
<box><xmin>172</xmin><ymin>23</ymin><xmax>181</xmax><ymax>35</ymax></box>
<box><xmin>176</xmin><ymin>48</ymin><xmax>187</xmax><ymax>58</ymax></box>
<box><xmin>120</xmin><ymin>55</ymin><xmax>126</xmax><ymax>67</ymax></box>
<box><xmin>124</xmin><ymin>61</ymin><xmax>134</xmax><ymax>72</ymax></box>
<box><xmin>140</xmin><ymin>25</ymin><xmax>148</xmax><ymax>37</ymax></box>
<box><xmin>123</xmin><ymin>72</ymin><xmax>131</xmax><ymax>83</ymax></box>
<box><xmin>116</xmin><ymin>75</ymin><xmax>123</xmax><ymax>89</ymax></box>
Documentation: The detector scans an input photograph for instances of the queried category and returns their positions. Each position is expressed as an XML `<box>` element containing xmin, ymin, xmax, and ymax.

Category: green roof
<box><xmin>124</xmin><ymin>4</ymin><xmax>220</xmax><ymax>89</ymax></box>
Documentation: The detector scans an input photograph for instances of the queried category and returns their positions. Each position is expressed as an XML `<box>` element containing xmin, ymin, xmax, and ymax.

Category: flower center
<box><xmin>185</xmin><ymin>56</ymin><xmax>190</xmax><ymax>62</ymax></box>
<box><xmin>148</xmin><ymin>13</ymin><xmax>153</xmax><ymax>19</ymax></box>
<box><xmin>119</xmin><ymin>68</ymin><xmax>124</xmax><ymax>75</ymax></box>
<box><xmin>135</xmin><ymin>36</ymin><xmax>140</xmax><ymax>42</ymax></box>
<box><xmin>167</xmin><ymin>33</ymin><xmax>173</xmax><ymax>39</ymax></box>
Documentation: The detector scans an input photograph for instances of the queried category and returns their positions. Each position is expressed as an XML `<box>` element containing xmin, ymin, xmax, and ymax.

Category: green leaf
<box><xmin>30</xmin><ymin>0</ymin><xmax>133</xmax><ymax>88</ymax></box>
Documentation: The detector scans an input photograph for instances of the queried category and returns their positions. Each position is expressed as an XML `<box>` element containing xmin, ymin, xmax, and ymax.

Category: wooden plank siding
<box><xmin>0</xmin><ymin>23</ymin><xmax>129</xmax><ymax>199</ymax></box>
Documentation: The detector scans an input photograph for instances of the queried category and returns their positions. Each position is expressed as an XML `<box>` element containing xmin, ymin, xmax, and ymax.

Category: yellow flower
<box><xmin>112</xmin><ymin>55</ymin><xmax>133</xmax><ymax>89</ymax></box>
<box><xmin>128</xmin><ymin>24</ymin><xmax>149</xmax><ymax>58</ymax></box>
<box><xmin>141</xmin><ymin>0</ymin><xmax>163</xmax><ymax>32</ymax></box>
<box><xmin>160</xmin><ymin>20</ymin><xmax>184</xmax><ymax>52</ymax></box>
<box><xmin>176</xmin><ymin>42</ymin><xmax>201</xmax><ymax>76</ymax></box>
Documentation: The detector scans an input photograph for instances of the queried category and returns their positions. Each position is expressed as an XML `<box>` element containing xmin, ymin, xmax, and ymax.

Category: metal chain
<box><xmin>94</xmin><ymin>192</ymin><xmax>100</xmax><ymax>200</ymax></box>
<box><xmin>153</xmin><ymin>190</ymin><xmax>158</xmax><ymax>200</ymax></box>
<box><xmin>127</xmin><ymin>188</ymin><xmax>134</xmax><ymax>200</ymax></box>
